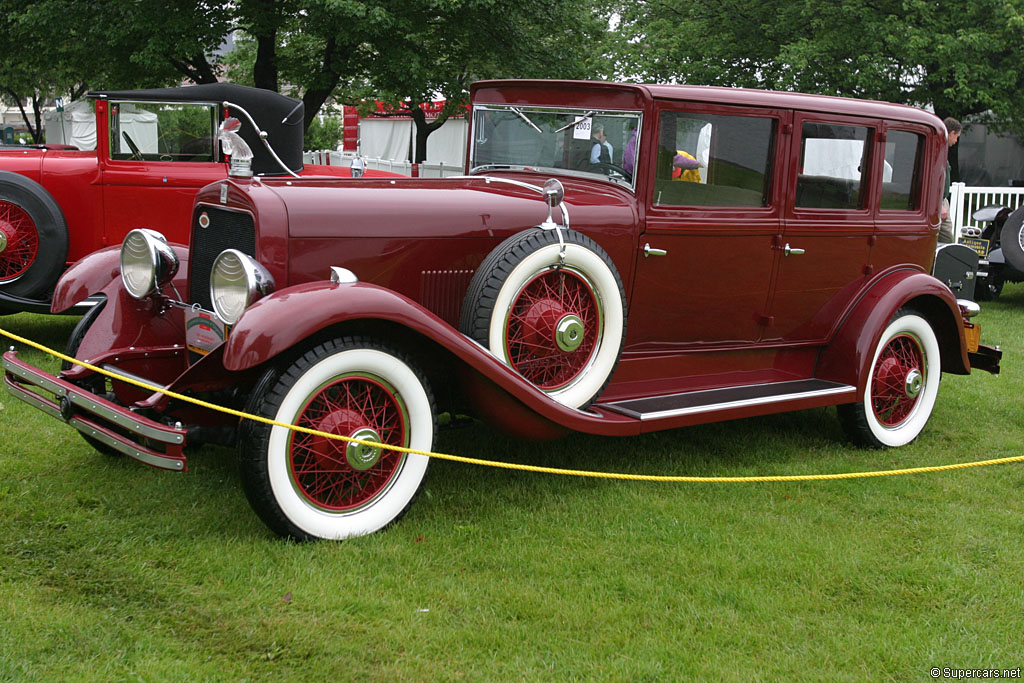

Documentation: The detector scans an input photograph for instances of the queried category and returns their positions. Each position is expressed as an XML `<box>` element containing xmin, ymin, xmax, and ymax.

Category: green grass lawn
<box><xmin>1</xmin><ymin>285</ymin><xmax>1022</xmax><ymax>680</ymax></box>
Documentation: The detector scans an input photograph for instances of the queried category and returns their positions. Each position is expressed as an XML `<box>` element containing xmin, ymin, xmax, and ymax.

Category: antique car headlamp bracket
<box><xmin>120</xmin><ymin>229</ymin><xmax>179</xmax><ymax>300</ymax></box>
<box><xmin>210</xmin><ymin>249</ymin><xmax>276</xmax><ymax>325</ymax></box>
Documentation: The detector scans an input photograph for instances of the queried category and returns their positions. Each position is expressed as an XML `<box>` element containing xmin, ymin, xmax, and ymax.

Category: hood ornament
<box><xmin>218</xmin><ymin>117</ymin><xmax>254</xmax><ymax>178</ymax></box>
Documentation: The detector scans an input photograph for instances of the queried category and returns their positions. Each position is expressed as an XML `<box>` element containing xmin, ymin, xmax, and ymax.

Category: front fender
<box><xmin>52</xmin><ymin>243</ymin><xmax>190</xmax><ymax>313</ymax></box>
<box><xmin>224</xmin><ymin>281</ymin><xmax>509</xmax><ymax>374</ymax></box>
<box><xmin>221</xmin><ymin>281</ymin><xmax>639</xmax><ymax>437</ymax></box>
<box><xmin>817</xmin><ymin>269</ymin><xmax>969</xmax><ymax>391</ymax></box>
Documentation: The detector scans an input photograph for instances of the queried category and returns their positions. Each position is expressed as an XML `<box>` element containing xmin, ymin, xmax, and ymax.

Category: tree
<box><xmin>612</xmin><ymin>0</ymin><xmax>1024</xmax><ymax>133</ymax></box>
<box><xmin>225</xmin><ymin>0</ymin><xmax>614</xmax><ymax>161</ymax></box>
<box><xmin>360</xmin><ymin>0</ymin><xmax>612</xmax><ymax>162</ymax></box>
<box><xmin>0</xmin><ymin>0</ymin><xmax>228</xmax><ymax>140</ymax></box>
<box><xmin>2</xmin><ymin>0</ymin><xmax>611</xmax><ymax>157</ymax></box>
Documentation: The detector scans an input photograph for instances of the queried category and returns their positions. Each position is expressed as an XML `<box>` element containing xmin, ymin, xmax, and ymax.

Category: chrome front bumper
<box><xmin>3</xmin><ymin>350</ymin><xmax>187</xmax><ymax>471</ymax></box>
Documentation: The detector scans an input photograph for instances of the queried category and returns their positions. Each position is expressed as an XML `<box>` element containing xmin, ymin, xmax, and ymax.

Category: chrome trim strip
<box><xmin>3</xmin><ymin>356</ymin><xmax>67</xmax><ymax>397</ymax></box>
<box><xmin>602</xmin><ymin>384</ymin><xmax>857</xmax><ymax>421</ymax></box>
<box><xmin>447</xmin><ymin>175</ymin><xmax>571</xmax><ymax>229</ymax></box>
<box><xmin>68</xmin><ymin>392</ymin><xmax>183</xmax><ymax>445</ymax></box>
<box><xmin>100</xmin><ymin>364</ymin><xmax>168</xmax><ymax>391</ymax></box>
<box><xmin>223</xmin><ymin>99</ymin><xmax>300</xmax><ymax>178</ymax></box>
<box><xmin>67</xmin><ymin>417</ymin><xmax>185</xmax><ymax>471</ymax></box>
<box><xmin>4</xmin><ymin>353</ymin><xmax>184</xmax><ymax>445</ymax></box>
<box><xmin>4</xmin><ymin>375</ymin><xmax>62</xmax><ymax>419</ymax></box>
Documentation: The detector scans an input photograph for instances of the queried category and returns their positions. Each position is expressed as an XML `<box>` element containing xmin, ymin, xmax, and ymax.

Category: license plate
<box><xmin>959</xmin><ymin>236</ymin><xmax>990</xmax><ymax>259</ymax></box>
<box><xmin>185</xmin><ymin>307</ymin><xmax>228</xmax><ymax>355</ymax></box>
<box><xmin>963</xmin><ymin>322</ymin><xmax>980</xmax><ymax>354</ymax></box>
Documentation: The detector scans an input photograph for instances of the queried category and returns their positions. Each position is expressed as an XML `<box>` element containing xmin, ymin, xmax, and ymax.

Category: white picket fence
<box><xmin>950</xmin><ymin>181</ymin><xmax>1024</xmax><ymax>233</ymax></box>
<box><xmin>303</xmin><ymin>150</ymin><xmax>464</xmax><ymax>178</ymax></box>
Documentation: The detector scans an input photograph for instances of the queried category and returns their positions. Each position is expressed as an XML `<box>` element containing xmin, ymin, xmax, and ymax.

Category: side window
<box><xmin>109</xmin><ymin>102</ymin><xmax>217</xmax><ymax>162</ymax></box>
<box><xmin>880</xmin><ymin>130</ymin><xmax>924</xmax><ymax>210</ymax></box>
<box><xmin>653</xmin><ymin>111</ymin><xmax>775</xmax><ymax>207</ymax></box>
<box><xmin>796</xmin><ymin>123</ymin><xmax>872</xmax><ymax>209</ymax></box>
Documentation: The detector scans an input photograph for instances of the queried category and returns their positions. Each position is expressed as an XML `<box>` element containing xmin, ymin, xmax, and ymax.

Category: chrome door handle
<box><xmin>644</xmin><ymin>242</ymin><xmax>667</xmax><ymax>258</ymax></box>
<box><xmin>784</xmin><ymin>243</ymin><xmax>805</xmax><ymax>256</ymax></box>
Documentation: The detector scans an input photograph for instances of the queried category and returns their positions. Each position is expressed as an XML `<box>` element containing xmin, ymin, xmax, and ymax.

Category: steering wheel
<box><xmin>122</xmin><ymin>131</ymin><xmax>143</xmax><ymax>161</ymax></box>
<box><xmin>591</xmin><ymin>162</ymin><xmax>632</xmax><ymax>183</ymax></box>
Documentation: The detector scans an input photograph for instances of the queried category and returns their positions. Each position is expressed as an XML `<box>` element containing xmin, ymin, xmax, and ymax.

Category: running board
<box><xmin>596</xmin><ymin>379</ymin><xmax>856</xmax><ymax>421</ymax></box>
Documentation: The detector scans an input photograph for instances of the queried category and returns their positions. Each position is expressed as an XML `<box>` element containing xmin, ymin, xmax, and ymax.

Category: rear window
<box><xmin>880</xmin><ymin>130</ymin><xmax>924</xmax><ymax>210</ymax></box>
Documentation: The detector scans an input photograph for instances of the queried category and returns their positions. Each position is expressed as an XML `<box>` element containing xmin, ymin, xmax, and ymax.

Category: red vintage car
<box><xmin>3</xmin><ymin>79</ymin><xmax>1001</xmax><ymax>541</ymax></box>
<box><xmin>0</xmin><ymin>83</ymin><xmax>386</xmax><ymax>314</ymax></box>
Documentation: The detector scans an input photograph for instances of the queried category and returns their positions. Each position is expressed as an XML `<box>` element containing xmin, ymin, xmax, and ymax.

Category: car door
<box><xmin>99</xmin><ymin>99</ymin><xmax>227</xmax><ymax>248</ymax></box>
<box><xmin>764</xmin><ymin>114</ymin><xmax>879</xmax><ymax>343</ymax></box>
<box><xmin>625</xmin><ymin>103</ymin><xmax>787</xmax><ymax>351</ymax></box>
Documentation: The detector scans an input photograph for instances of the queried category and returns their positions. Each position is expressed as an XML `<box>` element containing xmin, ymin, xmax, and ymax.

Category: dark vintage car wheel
<box><xmin>61</xmin><ymin>297</ymin><xmax>121</xmax><ymax>457</ymax></box>
<box><xmin>460</xmin><ymin>228</ymin><xmax>626</xmax><ymax>409</ymax></box>
<box><xmin>1000</xmin><ymin>205</ymin><xmax>1024</xmax><ymax>273</ymax></box>
<box><xmin>239</xmin><ymin>336</ymin><xmax>435</xmax><ymax>541</ymax></box>
<box><xmin>0</xmin><ymin>171</ymin><xmax>69</xmax><ymax>300</ymax></box>
<box><xmin>838</xmin><ymin>309</ymin><xmax>941</xmax><ymax>448</ymax></box>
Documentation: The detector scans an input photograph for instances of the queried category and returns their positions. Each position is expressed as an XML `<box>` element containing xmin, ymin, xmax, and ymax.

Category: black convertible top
<box><xmin>88</xmin><ymin>83</ymin><xmax>304</xmax><ymax>175</ymax></box>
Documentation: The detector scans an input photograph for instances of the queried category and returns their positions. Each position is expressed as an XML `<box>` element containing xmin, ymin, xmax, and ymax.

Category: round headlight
<box><xmin>210</xmin><ymin>249</ymin><xmax>275</xmax><ymax>325</ymax></box>
<box><xmin>120</xmin><ymin>229</ymin><xmax>179</xmax><ymax>299</ymax></box>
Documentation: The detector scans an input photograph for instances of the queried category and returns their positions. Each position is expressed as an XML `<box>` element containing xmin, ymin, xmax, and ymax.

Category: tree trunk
<box><xmin>253</xmin><ymin>33</ymin><xmax>279</xmax><ymax>91</ymax></box>
<box><xmin>408</xmin><ymin>105</ymin><xmax>450</xmax><ymax>163</ymax></box>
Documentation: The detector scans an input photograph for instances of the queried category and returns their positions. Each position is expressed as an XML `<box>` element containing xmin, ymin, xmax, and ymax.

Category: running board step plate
<box><xmin>596</xmin><ymin>379</ymin><xmax>856</xmax><ymax>421</ymax></box>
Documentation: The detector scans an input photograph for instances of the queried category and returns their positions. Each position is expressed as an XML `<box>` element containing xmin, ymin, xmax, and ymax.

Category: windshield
<box><xmin>470</xmin><ymin>105</ymin><xmax>642</xmax><ymax>189</ymax></box>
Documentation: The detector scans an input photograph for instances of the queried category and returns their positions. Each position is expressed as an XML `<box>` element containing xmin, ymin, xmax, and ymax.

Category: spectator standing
<box><xmin>939</xmin><ymin>117</ymin><xmax>962</xmax><ymax>243</ymax></box>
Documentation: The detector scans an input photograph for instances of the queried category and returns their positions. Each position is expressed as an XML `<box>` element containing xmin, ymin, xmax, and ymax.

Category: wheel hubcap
<box><xmin>0</xmin><ymin>201</ymin><xmax>39</xmax><ymax>282</ymax></box>
<box><xmin>505</xmin><ymin>267</ymin><xmax>601</xmax><ymax>391</ymax></box>
<box><xmin>345</xmin><ymin>427</ymin><xmax>383</xmax><ymax>471</ymax></box>
<box><xmin>555</xmin><ymin>314</ymin><xmax>584</xmax><ymax>352</ymax></box>
<box><xmin>288</xmin><ymin>374</ymin><xmax>407</xmax><ymax>511</ymax></box>
<box><xmin>871</xmin><ymin>333</ymin><xmax>924</xmax><ymax>427</ymax></box>
<box><xmin>904</xmin><ymin>369</ymin><xmax>922</xmax><ymax>399</ymax></box>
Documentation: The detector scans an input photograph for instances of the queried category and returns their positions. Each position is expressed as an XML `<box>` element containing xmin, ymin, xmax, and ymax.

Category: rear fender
<box><xmin>52</xmin><ymin>243</ymin><xmax>190</xmax><ymax>313</ymax></box>
<box><xmin>816</xmin><ymin>269</ymin><xmax>969</xmax><ymax>391</ymax></box>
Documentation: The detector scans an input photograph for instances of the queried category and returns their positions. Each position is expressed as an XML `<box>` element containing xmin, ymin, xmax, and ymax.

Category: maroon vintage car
<box><xmin>0</xmin><ymin>83</ymin><xmax>388</xmax><ymax>314</ymax></box>
<box><xmin>4</xmin><ymin>79</ymin><xmax>1001</xmax><ymax>541</ymax></box>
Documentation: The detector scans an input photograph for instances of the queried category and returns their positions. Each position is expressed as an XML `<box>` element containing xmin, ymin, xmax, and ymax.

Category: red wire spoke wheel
<box><xmin>0</xmin><ymin>172</ymin><xmax>68</xmax><ymax>299</ymax></box>
<box><xmin>461</xmin><ymin>228</ymin><xmax>626</xmax><ymax>409</ymax></box>
<box><xmin>288</xmin><ymin>373</ymin><xmax>407</xmax><ymax>511</ymax></box>
<box><xmin>504</xmin><ymin>267</ymin><xmax>601</xmax><ymax>390</ymax></box>
<box><xmin>870</xmin><ymin>333</ymin><xmax>924</xmax><ymax>427</ymax></box>
<box><xmin>240</xmin><ymin>337</ymin><xmax>435</xmax><ymax>541</ymax></box>
<box><xmin>0</xmin><ymin>200</ymin><xmax>39</xmax><ymax>282</ymax></box>
<box><xmin>839</xmin><ymin>309</ymin><xmax>941</xmax><ymax>448</ymax></box>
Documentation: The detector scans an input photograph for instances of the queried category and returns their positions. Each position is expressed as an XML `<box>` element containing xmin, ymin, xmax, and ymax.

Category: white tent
<box><xmin>358</xmin><ymin>117</ymin><xmax>467</xmax><ymax>167</ymax></box>
<box><xmin>43</xmin><ymin>99</ymin><xmax>96</xmax><ymax>149</ymax></box>
<box><xmin>44</xmin><ymin>100</ymin><xmax>159</xmax><ymax>153</ymax></box>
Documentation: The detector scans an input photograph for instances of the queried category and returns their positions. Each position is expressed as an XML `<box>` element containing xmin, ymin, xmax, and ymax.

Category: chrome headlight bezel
<box><xmin>120</xmin><ymin>229</ymin><xmax>179</xmax><ymax>299</ymax></box>
<box><xmin>210</xmin><ymin>249</ymin><xmax>275</xmax><ymax>325</ymax></box>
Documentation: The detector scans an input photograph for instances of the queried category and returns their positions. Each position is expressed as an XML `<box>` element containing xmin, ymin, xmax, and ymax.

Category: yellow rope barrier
<box><xmin>3</xmin><ymin>325</ymin><xmax>1021</xmax><ymax>482</ymax></box>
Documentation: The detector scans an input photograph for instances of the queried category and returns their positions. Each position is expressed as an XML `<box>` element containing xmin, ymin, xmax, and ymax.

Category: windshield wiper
<box><xmin>554</xmin><ymin>111</ymin><xmax>594</xmax><ymax>133</ymax></box>
<box><xmin>511</xmin><ymin>107</ymin><xmax>543</xmax><ymax>134</ymax></box>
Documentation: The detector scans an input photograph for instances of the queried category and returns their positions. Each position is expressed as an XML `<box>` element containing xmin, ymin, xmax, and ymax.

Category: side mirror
<box><xmin>540</xmin><ymin>178</ymin><xmax>565</xmax><ymax>229</ymax></box>
<box><xmin>543</xmin><ymin>178</ymin><xmax>564</xmax><ymax>208</ymax></box>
